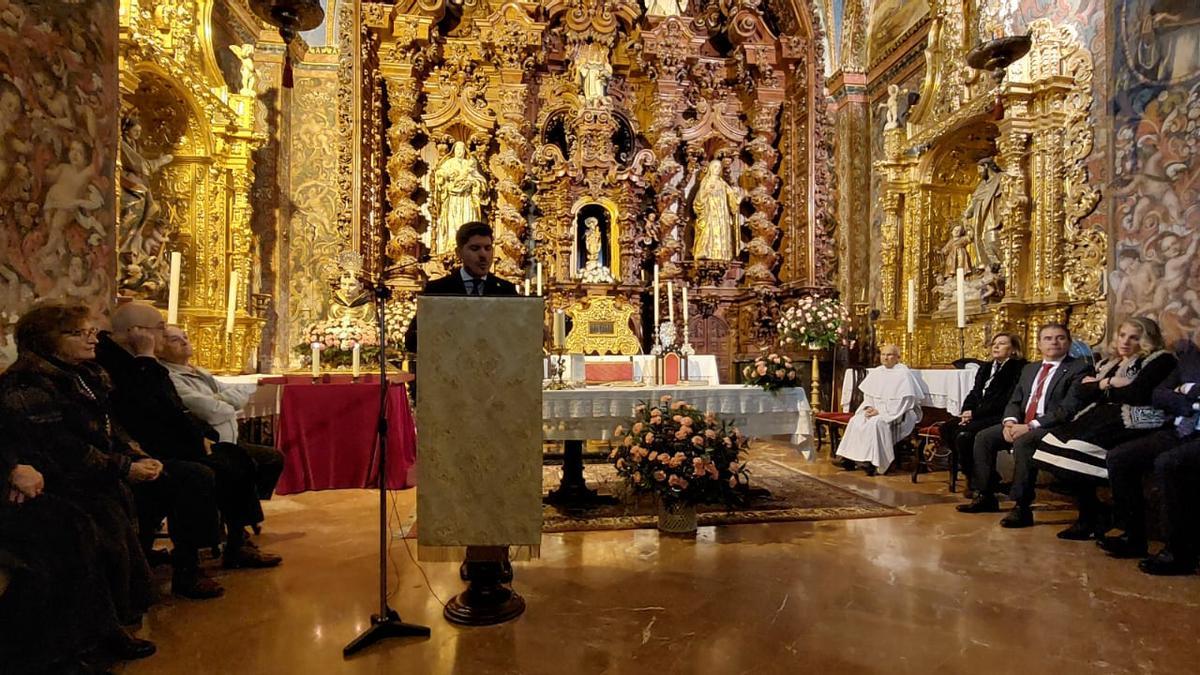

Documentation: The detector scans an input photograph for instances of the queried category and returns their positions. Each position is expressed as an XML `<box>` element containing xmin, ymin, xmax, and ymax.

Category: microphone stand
<box><xmin>344</xmin><ymin>265</ymin><xmax>430</xmax><ymax>657</ymax></box>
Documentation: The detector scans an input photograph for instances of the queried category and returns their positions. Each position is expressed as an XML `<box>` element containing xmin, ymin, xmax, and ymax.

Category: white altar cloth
<box><xmin>841</xmin><ymin>365</ymin><xmax>978</xmax><ymax>415</ymax></box>
<box><xmin>543</xmin><ymin>384</ymin><xmax>814</xmax><ymax>457</ymax></box>
<box><xmin>545</xmin><ymin>354</ymin><xmax>721</xmax><ymax>385</ymax></box>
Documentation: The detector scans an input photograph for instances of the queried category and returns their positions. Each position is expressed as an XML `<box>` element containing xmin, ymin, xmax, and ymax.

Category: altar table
<box><xmin>840</xmin><ymin>365</ymin><xmax>978</xmax><ymax>416</ymax></box>
<box><xmin>274</xmin><ymin>380</ymin><xmax>417</xmax><ymax>495</ymax></box>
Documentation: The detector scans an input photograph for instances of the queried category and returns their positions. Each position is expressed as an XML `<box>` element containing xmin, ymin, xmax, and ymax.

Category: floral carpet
<box><xmin>541</xmin><ymin>458</ymin><xmax>909</xmax><ymax>533</ymax></box>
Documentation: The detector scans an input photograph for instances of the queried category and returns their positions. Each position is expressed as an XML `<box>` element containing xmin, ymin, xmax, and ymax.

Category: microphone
<box><xmin>383</xmin><ymin>253</ymin><xmax>432</xmax><ymax>276</ymax></box>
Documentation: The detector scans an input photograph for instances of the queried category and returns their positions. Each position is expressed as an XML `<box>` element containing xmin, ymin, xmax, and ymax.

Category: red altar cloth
<box><xmin>274</xmin><ymin>380</ymin><xmax>417</xmax><ymax>495</ymax></box>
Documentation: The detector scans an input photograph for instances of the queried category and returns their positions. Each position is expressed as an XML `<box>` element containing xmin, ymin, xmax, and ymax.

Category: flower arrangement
<box><xmin>742</xmin><ymin>352</ymin><xmax>800</xmax><ymax>391</ymax></box>
<box><xmin>293</xmin><ymin>296</ymin><xmax>417</xmax><ymax>369</ymax></box>
<box><xmin>778</xmin><ymin>295</ymin><xmax>851</xmax><ymax>350</ymax></box>
<box><xmin>609</xmin><ymin>395</ymin><xmax>750</xmax><ymax>508</ymax></box>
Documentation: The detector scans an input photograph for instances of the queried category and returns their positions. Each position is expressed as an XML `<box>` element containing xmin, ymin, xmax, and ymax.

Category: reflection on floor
<box><xmin>118</xmin><ymin>441</ymin><xmax>1200</xmax><ymax>675</ymax></box>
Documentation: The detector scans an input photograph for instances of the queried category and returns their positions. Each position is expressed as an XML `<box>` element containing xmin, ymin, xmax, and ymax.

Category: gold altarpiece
<box><xmin>119</xmin><ymin>0</ymin><xmax>263</xmax><ymax>372</ymax></box>
<box><xmin>362</xmin><ymin>0</ymin><xmax>834</xmax><ymax>379</ymax></box>
<box><xmin>875</xmin><ymin>4</ymin><xmax>1105</xmax><ymax>365</ymax></box>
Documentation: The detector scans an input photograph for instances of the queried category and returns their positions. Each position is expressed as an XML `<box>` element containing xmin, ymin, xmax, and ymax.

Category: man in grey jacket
<box><xmin>159</xmin><ymin>325</ymin><xmax>283</xmax><ymax>500</ymax></box>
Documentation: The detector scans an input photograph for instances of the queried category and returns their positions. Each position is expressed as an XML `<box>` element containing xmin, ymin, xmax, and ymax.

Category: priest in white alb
<box><xmin>835</xmin><ymin>344</ymin><xmax>925</xmax><ymax>475</ymax></box>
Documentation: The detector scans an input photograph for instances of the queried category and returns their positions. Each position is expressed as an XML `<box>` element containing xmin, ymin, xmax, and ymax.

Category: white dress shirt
<box><xmin>459</xmin><ymin>268</ymin><xmax>488</xmax><ymax>295</ymax></box>
<box><xmin>1004</xmin><ymin>358</ymin><xmax>1063</xmax><ymax>427</ymax></box>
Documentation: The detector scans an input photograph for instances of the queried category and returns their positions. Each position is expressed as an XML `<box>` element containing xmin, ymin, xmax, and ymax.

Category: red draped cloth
<box><xmin>274</xmin><ymin>381</ymin><xmax>417</xmax><ymax>495</ymax></box>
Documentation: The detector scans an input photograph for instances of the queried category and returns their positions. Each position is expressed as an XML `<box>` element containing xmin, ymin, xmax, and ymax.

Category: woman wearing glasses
<box><xmin>0</xmin><ymin>300</ymin><xmax>159</xmax><ymax>673</ymax></box>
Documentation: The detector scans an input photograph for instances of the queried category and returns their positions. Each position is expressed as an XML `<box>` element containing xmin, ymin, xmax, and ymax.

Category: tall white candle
<box><xmin>682</xmin><ymin>285</ymin><xmax>689</xmax><ymax>326</ymax></box>
<box><xmin>225</xmin><ymin>275</ymin><xmax>237</xmax><ymax>334</ymax></box>
<box><xmin>553</xmin><ymin>310</ymin><xmax>565</xmax><ymax>348</ymax></box>
<box><xmin>667</xmin><ymin>281</ymin><xmax>674</xmax><ymax>324</ymax></box>
<box><xmin>311</xmin><ymin>344</ymin><xmax>321</xmax><ymax>379</ymax></box>
<box><xmin>653</xmin><ymin>265</ymin><xmax>660</xmax><ymax>323</ymax></box>
<box><xmin>906</xmin><ymin>278</ymin><xmax>915</xmax><ymax>334</ymax></box>
<box><xmin>955</xmin><ymin>267</ymin><xmax>966</xmax><ymax>328</ymax></box>
<box><xmin>351</xmin><ymin>343</ymin><xmax>361</xmax><ymax>378</ymax></box>
<box><xmin>166</xmin><ymin>252</ymin><xmax>181</xmax><ymax>324</ymax></box>
<box><xmin>536</xmin><ymin>263</ymin><xmax>543</xmax><ymax>296</ymax></box>
<box><xmin>523</xmin><ymin>280</ymin><xmax>531</xmax><ymax>296</ymax></box>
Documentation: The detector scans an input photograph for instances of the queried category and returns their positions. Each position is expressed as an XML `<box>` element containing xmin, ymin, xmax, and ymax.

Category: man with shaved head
<box><xmin>96</xmin><ymin>302</ymin><xmax>281</xmax><ymax>599</ymax></box>
<box><xmin>834</xmin><ymin>344</ymin><xmax>925</xmax><ymax>475</ymax></box>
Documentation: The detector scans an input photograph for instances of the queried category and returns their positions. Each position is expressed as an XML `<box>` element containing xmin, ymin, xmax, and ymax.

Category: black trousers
<box><xmin>206</xmin><ymin>442</ymin><xmax>266</xmax><ymax>529</ymax></box>
<box><xmin>972</xmin><ymin>423</ymin><xmax>1050</xmax><ymax>505</ymax></box>
<box><xmin>133</xmin><ymin>459</ymin><xmax>220</xmax><ymax>554</ymax></box>
<box><xmin>241</xmin><ymin>442</ymin><xmax>285</xmax><ymax>500</ymax></box>
<box><xmin>1108</xmin><ymin>429</ymin><xmax>1200</xmax><ymax>556</ymax></box>
<box><xmin>942</xmin><ymin>416</ymin><xmax>1000</xmax><ymax>490</ymax></box>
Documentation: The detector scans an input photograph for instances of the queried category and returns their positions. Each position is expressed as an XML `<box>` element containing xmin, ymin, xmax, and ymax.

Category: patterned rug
<box><xmin>541</xmin><ymin>459</ymin><xmax>909</xmax><ymax>533</ymax></box>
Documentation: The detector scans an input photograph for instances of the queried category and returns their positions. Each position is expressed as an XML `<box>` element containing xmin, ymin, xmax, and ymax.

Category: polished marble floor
<box><xmin>118</xmin><ymin>443</ymin><xmax>1200</xmax><ymax>675</ymax></box>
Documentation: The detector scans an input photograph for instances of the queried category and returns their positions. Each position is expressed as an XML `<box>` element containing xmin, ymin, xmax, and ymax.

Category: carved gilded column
<box><xmin>743</xmin><ymin>99</ymin><xmax>782</xmax><ymax>287</ymax></box>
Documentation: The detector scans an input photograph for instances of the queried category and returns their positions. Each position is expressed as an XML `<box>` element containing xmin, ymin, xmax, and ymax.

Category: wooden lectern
<box><xmin>416</xmin><ymin>296</ymin><xmax>544</xmax><ymax>625</ymax></box>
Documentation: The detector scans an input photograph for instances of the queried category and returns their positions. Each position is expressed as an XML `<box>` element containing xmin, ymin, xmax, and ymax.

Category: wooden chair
<box><xmin>814</xmin><ymin>366</ymin><xmax>867</xmax><ymax>454</ymax></box>
<box><xmin>902</xmin><ymin>406</ymin><xmax>955</xmax><ymax>483</ymax></box>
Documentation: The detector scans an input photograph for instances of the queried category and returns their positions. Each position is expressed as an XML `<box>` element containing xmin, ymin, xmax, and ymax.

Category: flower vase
<box><xmin>657</xmin><ymin>501</ymin><xmax>697</xmax><ymax>534</ymax></box>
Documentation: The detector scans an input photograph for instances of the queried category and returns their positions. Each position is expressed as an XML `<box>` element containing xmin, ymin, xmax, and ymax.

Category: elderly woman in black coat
<box><xmin>0</xmin><ymin>301</ymin><xmax>160</xmax><ymax>672</ymax></box>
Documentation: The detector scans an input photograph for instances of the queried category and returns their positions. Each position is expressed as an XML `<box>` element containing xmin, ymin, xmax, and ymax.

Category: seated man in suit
<box><xmin>834</xmin><ymin>344</ymin><xmax>925</xmax><ymax>475</ymax></box>
<box><xmin>959</xmin><ymin>323</ymin><xmax>1092</xmax><ymax>527</ymax></box>
<box><xmin>1103</xmin><ymin>339</ymin><xmax>1200</xmax><ymax>574</ymax></box>
<box><xmin>158</xmin><ymin>325</ymin><xmax>284</xmax><ymax>500</ymax></box>
<box><xmin>942</xmin><ymin>333</ymin><xmax>1027</xmax><ymax>497</ymax></box>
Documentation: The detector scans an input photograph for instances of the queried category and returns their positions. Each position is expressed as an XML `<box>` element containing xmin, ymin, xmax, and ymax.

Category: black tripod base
<box><xmin>343</xmin><ymin>609</ymin><xmax>430</xmax><ymax>657</ymax></box>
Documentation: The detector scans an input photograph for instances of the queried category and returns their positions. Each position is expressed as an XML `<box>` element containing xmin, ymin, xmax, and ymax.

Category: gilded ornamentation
<box><xmin>430</xmin><ymin>141</ymin><xmax>488</xmax><ymax>254</ymax></box>
<box><xmin>692</xmin><ymin>160</ymin><xmax>740</xmax><ymax>261</ymax></box>
<box><xmin>385</xmin><ymin>79</ymin><xmax>423</xmax><ymax>268</ymax></box>
<box><xmin>742</xmin><ymin>102</ymin><xmax>782</xmax><ymax>287</ymax></box>
<box><xmin>564</xmin><ymin>296</ymin><xmax>640</xmax><ymax>355</ymax></box>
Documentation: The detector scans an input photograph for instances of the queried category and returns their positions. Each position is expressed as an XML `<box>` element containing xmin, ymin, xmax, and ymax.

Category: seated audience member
<box><xmin>1032</xmin><ymin>318</ymin><xmax>1176</xmax><ymax>540</ymax></box>
<box><xmin>834</xmin><ymin>344</ymin><xmax>925</xmax><ymax>475</ymax></box>
<box><xmin>959</xmin><ymin>323</ymin><xmax>1093</xmax><ymax>527</ymax></box>
<box><xmin>0</xmin><ymin>301</ymin><xmax>158</xmax><ymax>671</ymax></box>
<box><xmin>94</xmin><ymin>302</ymin><xmax>281</xmax><ymax>600</ymax></box>
<box><xmin>941</xmin><ymin>333</ymin><xmax>1026</xmax><ymax>497</ymax></box>
<box><xmin>1102</xmin><ymin>337</ymin><xmax>1200</xmax><ymax>574</ymax></box>
<box><xmin>158</xmin><ymin>325</ymin><xmax>283</xmax><ymax>499</ymax></box>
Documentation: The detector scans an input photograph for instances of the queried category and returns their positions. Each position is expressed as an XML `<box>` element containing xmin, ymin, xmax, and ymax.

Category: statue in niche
<box><xmin>646</xmin><ymin>0</ymin><xmax>686</xmax><ymax>17</ymax></box>
<box><xmin>579</xmin><ymin>215</ymin><xmax>615</xmax><ymax>283</ymax></box>
<box><xmin>430</xmin><ymin>141</ymin><xmax>487</xmax><ymax>254</ymax></box>
<box><xmin>962</xmin><ymin>158</ymin><xmax>1003</xmax><ymax>272</ymax></box>
<box><xmin>574</xmin><ymin>42</ymin><xmax>612</xmax><ymax>104</ymax></box>
<box><xmin>328</xmin><ymin>252</ymin><xmax>373</xmax><ymax>324</ymax></box>
<box><xmin>940</xmin><ymin>222</ymin><xmax>975</xmax><ymax>279</ymax></box>
<box><xmin>229</xmin><ymin>44</ymin><xmax>257</xmax><ymax>95</ymax></box>
<box><xmin>692</xmin><ymin>160</ymin><xmax>740</xmax><ymax>261</ymax></box>
<box><xmin>118</xmin><ymin>114</ymin><xmax>173</xmax><ymax>295</ymax></box>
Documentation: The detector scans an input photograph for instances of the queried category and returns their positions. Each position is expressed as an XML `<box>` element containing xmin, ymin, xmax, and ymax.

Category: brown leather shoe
<box><xmin>102</xmin><ymin>629</ymin><xmax>157</xmax><ymax>661</ymax></box>
<box><xmin>224</xmin><ymin>545</ymin><xmax>283</xmax><ymax>569</ymax></box>
<box><xmin>172</xmin><ymin>569</ymin><xmax>225</xmax><ymax>599</ymax></box>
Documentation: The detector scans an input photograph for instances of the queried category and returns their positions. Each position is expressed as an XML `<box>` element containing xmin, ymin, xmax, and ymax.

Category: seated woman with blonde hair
<box><xmin>1031</xmin><ymin>317</ymin><xmax>1176</xmax><ymax>540</ymax></box>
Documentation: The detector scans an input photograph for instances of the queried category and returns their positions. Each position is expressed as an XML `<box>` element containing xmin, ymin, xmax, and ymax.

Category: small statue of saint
<box><xmin>940</xmin><ymin>223</ymin><xmax>975</xmax><ymax>279</ymax></box>
<box><xmin>574</xmin><ymin>43</ymin><xmax>612</xmax><ymax>105</ymax></box>
<box><xmin>646</xmin><ymin>0</ymin><xmax>686</xmax><ymax>17</ymax></box>
<box><xmin>430</xmin><ymin>141</ymin><xmax>487</xmax><ymax>254</ymax></box>
<box><xmin>229</xmin><ymin>44</ymin><xmax>257</xmax><ymax>95</ymax></box>
<box><xmin>579</xmin><ymin>215</ymin><xmax>615</xmax><ymax>283</ymax></box>
<box><xmin>118</xmin><ymin>114</ymin><xmax>173</xmax><ymax>295</ymax></box>
<box><xmin>692</xmin><ymin>160</ymin><xmax>740</xmax><ymax>261</ymax></box>
<box><xmin>963</xmin><ymin>158</ymin><xmax>1003</xmax><ymax>270</ymax></box>
<box><xmin>329</xmin><ymin>252</ymin><xmax>373</xmax><ymax>324</ymax></box>
<box><xmin>882</xmin><ymin>84</ymin><xmax>901</xmax><ymax>130</ymax></box>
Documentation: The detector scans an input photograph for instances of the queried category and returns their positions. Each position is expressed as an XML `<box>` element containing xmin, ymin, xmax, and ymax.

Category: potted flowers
<box><xmin>777</xmin><ymin>296</ymin><xmax>851</xmax><ymax>350</ymax></box>
<box><xmin>609</xmin><ymin>395</ymin><xmax>750</xmax><ymax>533</ymax></box>
<box><xmin>742</xmin><ymin>352</ymin><xmax>800</xmax><ymax>392</ymax></box>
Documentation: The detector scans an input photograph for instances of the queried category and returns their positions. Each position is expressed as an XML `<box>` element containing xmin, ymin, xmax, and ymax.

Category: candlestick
<box><xmin>955</xmin><ymin>267</ymin><xmax>966</xmax><ymax>329</ymax></box>
<box><xmin>653</xmin><ymin>265</ymin><xmax>660</xmax><ymax>323</ymax></box>
<box><xmin>167</xmin><ymin>252</ymin><xmax>181</xmax><ymax>324</ymax></box>
<box><xmin>536</xmin><ymin>263</ymin><xmax>543</xmax><ymax>296</ymax></box>
<box><xmin>225</xmin><ymin>275</ymin><xmax>237</xmax><ymax>334</ymax></box>
<box><xmin>553</xmin><ymin>310</ymin><xmax>565</xmax><ymax>348</ymax></box>
<box><xmin>351</xmin><ymin>343</ymin><xmax>361</xmax><ymax>378</ymax></box>
<box><xmin>682</xmin><ymin>285</ymin><xmax>689</xmax><ymax>326</ymax></box>
<box><xmin>667</xmin><ymin>281</ymin><xmax>674</xmax><ymax>324</ymax></box>
<box><xmin>906</xmin><ymin>278</ymin><xmax>915</xmax><ymax>334</ymax></box>
<box><xmin>311</xmin><ymin>344</ymin><xmax>321</xmax><ymax>380</ymax></box>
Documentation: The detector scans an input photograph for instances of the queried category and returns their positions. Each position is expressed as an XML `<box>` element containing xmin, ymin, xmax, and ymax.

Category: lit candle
<box><xmin>553</xmin><ymin>310</ymin><xmax>565</xmax><ymax>348</ymax></box>
<box><xmin>311</xmin><ymin>344</ymin><xmax>321</xmax><ymax>379</ymax></box>
<box><xmin>351</xmin><ymin>343</ymin><xmax>361</xmax><ymax>378</ymax></box>
<box><xmin>523</xmin><ymin>279</ymin><xmax>531</xmax><ymax>296</ymax></box>
<box><xmin>955</xmin><ymin>267</ymin><xmax>966</xmax><ymax>329</ymax></box>
<box><xmin>536</xmin><ymin>263</ymin><xmax>543</xmax><ymax>296</ymax></box>
<box><xmin>225</xmin><ymin>274</ymin><xmax>237</xmax><ymax>334</ymax></box>
<box><xmin>167</xmin><ymin>252</ymin><xmax>181</xmax><ymax>324</ymax></box>
<box><xmin>667</xmin><ymin>281</ymin><xmax>674</xmax><ymax>324</ymax></box>
<box><xmin>906</xmin><ymin>278</ymin><xmax>915</xmax><ymax>334</ymax></box>
<box><xmin>682</xmin><ymin>285</ymin><xmax>689</xmax><ymax>326</ymax></box>
<box><xmin>653</xmin><ymin>264</ymin><xmax>660</xmax><ymax>323</ymax></box>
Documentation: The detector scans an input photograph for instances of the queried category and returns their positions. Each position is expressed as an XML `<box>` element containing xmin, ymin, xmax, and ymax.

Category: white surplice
<box><xmin>834</xmin><ymin>364</ymin><xmax>925</xmax><ymax>472</ymax></box>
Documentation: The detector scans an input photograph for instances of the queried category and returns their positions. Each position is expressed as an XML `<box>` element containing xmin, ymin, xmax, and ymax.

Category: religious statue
<box><xmin>645</xmin><ymin>0</ymin><xmax>686</xmax><ymax>16</ymax></box>
<box><xmin>692</xmin><ymin>160</ymin><xmax>740</xmax><ymax>261</ymax></box>
<box><xmin>118</xmin><ymin>114</ymin><xmax>173</xmax><ymax>296</ymax></box>
<box><xmin>882</xmin><ymin>84</ymin><xmax>901</xmax><ymax>130</ymax></box>
<box><xmin>940</xmin><ymin>223</ymin><xmax>975</xmax><ymax>278</ymax></box>
<box><xmin>430</xmin><ymin>141</ymin><xmax>487</xmax><ymax>254</ymax></box>
<box><xmin>579</xmin><ymin>215</ymin><xmax>615</xmax><ymax>283</ymax></box>
<box><xmin>574</xmin><ymin>42</ymin><xmax>612</xmax><ymax>105</ymax></box>
<box><xmin>962</xmin><ymin>158</ymin><xmax>1003</xmax><ymax>271</ymax></box>
<box><xmin>229</xmin><ymin>44</ymin><xmax>257</xmax><ymax>95</ymax></box>
<box><xmin>328</xmin><ymin>252</ymin><xmax>373</xmax><ymax>324</ymax></box>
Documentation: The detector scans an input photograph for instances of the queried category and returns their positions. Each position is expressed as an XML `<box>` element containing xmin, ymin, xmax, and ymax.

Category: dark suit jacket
<box><xmin>1153</xmin><ymin>343</ymin><xmax>1200</xmax><ymax>420</ymax></box>
<box><xmin>404</xmin><ymin>269</ymin><xmax>521</xmax><ymax>353</ymax></box>
<box><xmin>1002</xmin><ymin>356</ymin><xmax>1093</xmax><ymax>429</ymax></box>
<box><xmin>961</xmin><ymin>358</ymin><xmax>1027</xmax><ymax>422</ymax></box>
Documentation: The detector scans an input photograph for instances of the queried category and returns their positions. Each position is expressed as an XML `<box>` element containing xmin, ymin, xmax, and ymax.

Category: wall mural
<box><xmin>1109</xmin><ymin>0</ymin><xmax>1200</xmax><ymax>345</ymax></box>
<box><xmin>865</xmin><ymin>0</ymin><xmax>929</xmax><ymax>65</ymax></box>
<box><xmin>0</xmin><ymin>0</ymin><xmax>117</xmax><ymax>366</ymax></box>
